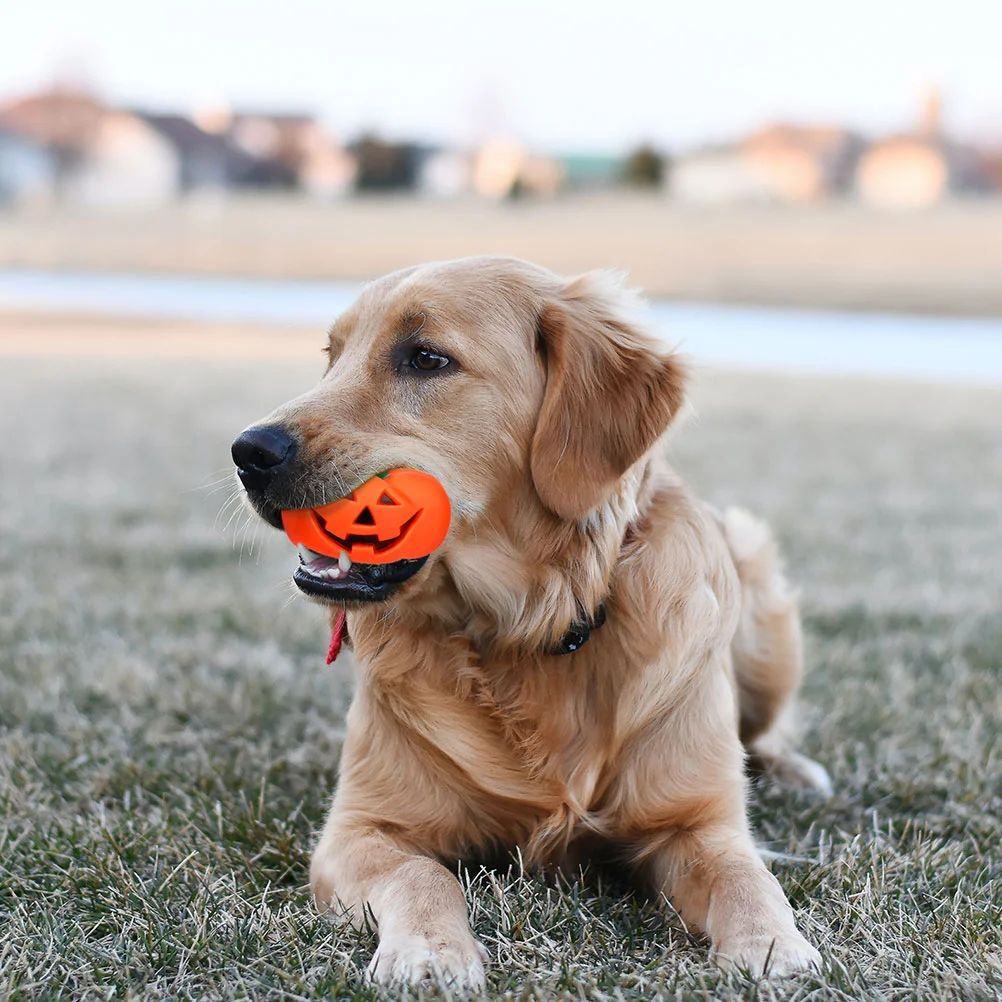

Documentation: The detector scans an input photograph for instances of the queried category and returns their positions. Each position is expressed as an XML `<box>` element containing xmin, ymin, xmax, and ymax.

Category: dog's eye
<box><xmin>410</xmin><ymin>348</ymin><xmax>451</xmax><ymax>372</ymax></box>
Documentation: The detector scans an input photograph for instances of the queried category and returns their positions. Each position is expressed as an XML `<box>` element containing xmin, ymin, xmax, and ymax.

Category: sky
<box><xmin>3</xmin><ymin>0</ymin><xmax>1002</xmax><ymax>151</ymax></box>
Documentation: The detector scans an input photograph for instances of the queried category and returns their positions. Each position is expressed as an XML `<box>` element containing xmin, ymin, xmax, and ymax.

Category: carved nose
<box><xmin>231</xmin><ymin>425</ymin><xmax>296</xmax><ymax>490</ymax></box>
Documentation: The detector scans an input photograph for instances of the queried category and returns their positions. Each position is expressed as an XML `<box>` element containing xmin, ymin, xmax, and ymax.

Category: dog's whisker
<box><xmin>232</xmin><ymin>510</ymin><xmax>255</xmax><ymax>549</ymax></box>
<box><xmin>222</xmin><ymin>500</ymin><xmax>250</xmax><ymax>537</ymax></box>
<box><xmin>204</xmin><ymin>479</ymin><xmax>241</xmax><ymax>499</ymax></box>
<box><xmin>214</xmin><ymin>489</ymin><xmax>245</xmax><ymax>531</ymax></box>
<box><xmin>188</xmin><ymin>468</ymin><xmax>239</xmax><ymax>494</ymax></box>
<box><xmin>214</xmin><ymin>501</ymin><xmax>238</xmax><ymax>534</ymax></box>
<box><xmin>236</xmin><ymin>512</ymin><xmax>261</xmax><ymax>561</ymax></box>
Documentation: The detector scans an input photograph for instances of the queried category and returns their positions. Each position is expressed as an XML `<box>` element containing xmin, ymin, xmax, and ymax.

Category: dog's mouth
<box><xmin>293</xmin><ymin>547</ymin><xmax>427</xmax><ymax>604</ymax></box>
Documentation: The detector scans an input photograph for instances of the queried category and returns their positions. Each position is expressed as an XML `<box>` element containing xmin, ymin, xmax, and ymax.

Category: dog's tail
<box><xmin>720</xmin><ymin>506</ymin><xmax>803</xmax><ymax>746</ymax></box>
<box><xmin>720</xmin><ymin>506</ymin><xmax>833</xmax><ymax>796</ymax></box>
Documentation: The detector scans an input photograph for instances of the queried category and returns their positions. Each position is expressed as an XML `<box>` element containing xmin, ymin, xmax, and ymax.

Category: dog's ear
<box><xmin>530</xmin><ymin>272</ymin><xmax>687</xmax><ymax>521</ymax></box>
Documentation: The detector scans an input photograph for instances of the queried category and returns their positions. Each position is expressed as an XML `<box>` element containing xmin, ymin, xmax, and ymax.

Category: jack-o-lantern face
<box><xmin>281</xmin><ymin>469</ymin><xmax>451</xmax><ymax>564</ymax></box>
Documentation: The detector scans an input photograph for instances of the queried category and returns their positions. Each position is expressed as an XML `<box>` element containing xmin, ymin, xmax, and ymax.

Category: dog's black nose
<box><xmin>231</xmin><ymin>425</ymin><xmax>296</xmax><ymax>489</ymax></box>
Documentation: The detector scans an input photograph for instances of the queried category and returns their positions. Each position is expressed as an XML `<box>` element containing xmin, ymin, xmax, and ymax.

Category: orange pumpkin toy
<box><xmin>281</xmin><ymin>469</ymin><xmax>451</xmax><ymax>565</ymax></box>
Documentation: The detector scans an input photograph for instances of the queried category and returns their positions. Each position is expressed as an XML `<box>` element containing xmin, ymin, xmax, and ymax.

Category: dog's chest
<box><xmin>459</xmin><ymin>661</ymin><xmax>619</xmax><ymax>841</ymax></box>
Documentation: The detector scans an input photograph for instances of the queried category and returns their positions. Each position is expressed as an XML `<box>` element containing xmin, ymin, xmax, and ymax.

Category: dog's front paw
<box><xmin>368</xmin><ymin>932</ymin><xmax>488</xmax><ymax>989</ymax></box>
<box><xmin>711</xmin><ymin>929</ymin><xmax>821</xmax><ymax>977</ymax></box>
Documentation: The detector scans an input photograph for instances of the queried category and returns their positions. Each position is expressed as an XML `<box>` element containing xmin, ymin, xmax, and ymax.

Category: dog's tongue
<box><xmin>326</xmin><ymin>608</ymin><xmax>348</xmax><ymax>664</ymax></box>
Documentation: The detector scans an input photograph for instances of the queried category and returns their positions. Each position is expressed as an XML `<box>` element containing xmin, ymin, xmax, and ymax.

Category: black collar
<box><xmin>541</xmin><ymin>517</ymin><xmax>634</xmax><ymax>656</ymax></box>
<box><xmin>545</xmin><ymin>602</ymin><xmax>607</xmax><ymax>656</ymax></box>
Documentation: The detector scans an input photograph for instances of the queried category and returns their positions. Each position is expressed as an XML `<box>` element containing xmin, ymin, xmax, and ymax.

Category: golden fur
<box><xmin>238</xmin><ymin>256</ymin><xmax>830</xmax><ymax>986</ymax></box>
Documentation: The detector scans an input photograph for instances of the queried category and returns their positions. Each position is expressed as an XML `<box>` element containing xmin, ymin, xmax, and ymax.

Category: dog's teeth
<box><xmin>338</xmin><ymin>551</ymin><xmax>352</xmax><ymax>572</ymax></box>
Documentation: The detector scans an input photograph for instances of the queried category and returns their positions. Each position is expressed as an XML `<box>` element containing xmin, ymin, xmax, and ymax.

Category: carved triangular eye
<box><xmin>378</xmin><ymin>492</ymin><xmax>397</xmax><ymax>505</ymax></box>
<box><xmin>354</xmin><ymin>507</ymin><xmax>376</xmax><ymax>526</ymax></box>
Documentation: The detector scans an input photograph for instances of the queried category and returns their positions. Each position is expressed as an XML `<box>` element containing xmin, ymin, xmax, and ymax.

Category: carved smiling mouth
<box><xmin>315</xmin><ymin>511</ymin><xmax>421</xmax><ymax>557</ymax></box>
<box><xmin>292</xmin><ymin>511</ymin><xmax>427</xmax><ymax>604</ymax></box>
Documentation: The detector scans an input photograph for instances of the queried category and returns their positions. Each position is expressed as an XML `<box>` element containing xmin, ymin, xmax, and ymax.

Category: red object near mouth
<box><xmin>326</xmin><ymin>608</ymin><xmax>347</xmax><ymax>664</ymax></box>
<box><xmin>281</xmin><ymin>468</ymin><xmax>451</xmax><ymax>565</ymax></box>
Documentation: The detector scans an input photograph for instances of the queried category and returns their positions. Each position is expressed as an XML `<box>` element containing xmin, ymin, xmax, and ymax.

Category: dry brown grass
<box><xmin>1</xmin><ymin>320</ymin><xmax>1001</xmax><ymax>999</ymax></box>
<box><xmin>3</xmin><ymin>194</ymin><xmax>1002</xmax><ymax>315</ymax></box>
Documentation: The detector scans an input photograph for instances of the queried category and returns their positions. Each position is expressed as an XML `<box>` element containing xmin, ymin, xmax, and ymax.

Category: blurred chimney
<box><xmin>920</xmin><ymin>85</ymin><xmax>943</xmax><ymax>138</ymax></box>
<box><xmin>194</xmin><ymin>99</ymin><xmax>233</xmax><ymax>135</ymax></box>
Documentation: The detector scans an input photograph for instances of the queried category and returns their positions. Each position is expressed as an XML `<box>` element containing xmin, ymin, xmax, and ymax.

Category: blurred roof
<box><xmin>137</xmin><ymin>112</ymin><xmax>297</xmax><ymax>187</ymax></box>
<box><xmin>139</xmin><ymin>112</ymin><xmax>232</xmax><ymax>156</ymax></box>
<box><xmin>231</xmin><ymin>111</ymin><xmax>315</xmax><ymax>126</ymax></box>
<box><xmin>0</xmin><ymin>86</ymin><xmax>105</xmax><ymax>152</ymax></box>
<box><xmin>742</xmin><ymin>123</ymin><xmax>861</xmax><ymax>154</ymax></box>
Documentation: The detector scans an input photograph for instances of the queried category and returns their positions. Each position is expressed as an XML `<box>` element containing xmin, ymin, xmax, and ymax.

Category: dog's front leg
<box><xmin>649</xmin><ymin>821</ymin><xmax>820</xmax><ymax>976</ymax></box>
<box><xmin>311</xmin><ymin>818</ymin><xmax>487</xmax><ymax>988</ymax></box>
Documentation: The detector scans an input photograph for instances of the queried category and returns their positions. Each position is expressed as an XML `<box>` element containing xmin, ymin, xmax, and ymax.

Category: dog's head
<box><xmin>232</xmin><ymin>257</ymin><xmax>686</xmax><ymax>611</ymax></box>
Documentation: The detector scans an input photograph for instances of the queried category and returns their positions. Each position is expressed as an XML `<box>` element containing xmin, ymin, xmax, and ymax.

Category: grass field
<box><xmin>1</xmin><ymin>332</ymin><xmax>1001</xmax><ymax>1000</ymax></box>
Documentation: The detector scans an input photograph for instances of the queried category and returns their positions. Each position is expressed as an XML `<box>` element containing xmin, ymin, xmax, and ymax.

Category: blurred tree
<box><xmin>624</xmin><ymin>144</ymin><xmax>667</xmax><ymax>188</ymax></box>
<box><xmin>349</xmin><ymin>134</ymin><xmax>422</xmax><ymax>192</ymax></box>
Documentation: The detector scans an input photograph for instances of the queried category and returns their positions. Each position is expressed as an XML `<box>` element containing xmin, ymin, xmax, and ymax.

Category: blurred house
<box><xmin>229</xmin><ymin>112</ymin><xmax>356</xmax><ymax>197</ymax></box>
<box><xmin>0</xmin><ymin>86</ymin><xmax>105</xmax><ymax>196</ymax></box>
<box><xmin>469</xmin><ymin>140</ymin><xmax>564</xmax><ymax>199</ymax></box>
<box><xmin>742</xmin><ymin>124</ymin><xmax>862</xmax><ymax>201</ymax></box>
<box><xmin>420</xmin><ymin>150</ymin><xmax>473</xmax><ymax>197</ymax></box>
<box><xmin>472</xmin><ymin>139</ymin><xmax>524</xmax><ymax>198</ymax></box>
<box><xmin>856</xmin><ymin>88</ymin><xmax>997</xmax><ymax>210</ymax></box>
<box><xmin>230</xmin><ymin>112</ymin><xmax>312</xmax><ymax>169</ymax></box>
<box><xmin>671</xmin><ymin>146</ymin><xmax>772</xmax><ymax>204</ymax></box>
<box><xmin>0</xmin><ymin>86</ymin><xmax>335</xmax><ymax>205</ymax></box>
<box><xmin>518</xmin><ymin>155</ymin><xmax>563</xmax><ymax>196</ymax></box>
<box><xmin>0</xmin><ymin>127</ymin><xmax>57</xmax><ymax>207</ymax></box>
<box><xmin>65</xmin><ymin>111</ymin><xmax>179</xmax><ymax>205</ymax></box>
<box><xmin>141</xmin><ymin>113</ymin><xmax>295</xmax><ymax>192</ymax></box>
<box><xmin>57</xmin><ymin>110</ymin><xmax>294</xmax><ymax>205</ymax></box>
<box><xmin>980</xmin><ymin>148</ymin><xmax>1002</xmax><ymax>191</ymax></box>
<box><xmin>558</xmin><ymin>153</ymin><xmax>623</xmax><ymax>190</ymax></box>
<box><xmin>671</xmin><ymin>124</ymin><xmax>862</xmax><ymax>204</ymax></box>
<box><xmin>0</xmin><ymin>88</ymin><xmax>176</xmax><ymax>205</ymax></box>
<box><xmin>855</xmin><ymin>137</ymin><xmax>994</xmax><ymax>209</ymax></box>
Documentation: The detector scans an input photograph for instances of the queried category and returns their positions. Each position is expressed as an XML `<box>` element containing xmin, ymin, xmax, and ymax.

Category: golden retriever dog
<box><xmin>231</xmin><ymin>256</ymin><xmax>831</xmax><ymax>987</ymax></box>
